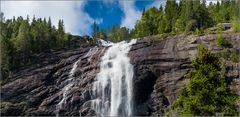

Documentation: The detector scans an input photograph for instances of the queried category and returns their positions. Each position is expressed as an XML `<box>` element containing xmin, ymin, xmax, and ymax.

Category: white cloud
<box><xmin>1</xmin><ymin>1</ymin><xmax>101</xmax><ymax>35</ymax></box>
<box><xmin>95</xmin><ymin>18</ymin><xmax>103</xmax><ymax>25</ymax></box>
<box><xmin>147</xmin><ymin>0</ymin><xmax>166</xmax><ymax>10</ymax></box>
<box><xmin>119</xmin><ymin>1</ymin><xmax>142</xmax><ymax>29</ymax></box>
<box><xmin>206</xmin><ymin>0</ymin><xmax>219</xmax><ymax>5</ymax></box>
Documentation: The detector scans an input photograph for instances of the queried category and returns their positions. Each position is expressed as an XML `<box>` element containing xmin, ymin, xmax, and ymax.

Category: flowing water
<box><xmin>92</xmin><ymin>39</ymin><xmax>136</xmax><ymax>116</ymax></box>
<box><xmin>56</xmin><ymin>47</ymin><xmax>99</xmax><ymax>115</ymax></box>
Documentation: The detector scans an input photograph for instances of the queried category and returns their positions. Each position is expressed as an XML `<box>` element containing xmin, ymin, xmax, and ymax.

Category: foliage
<box><xmin>216</xmin><ymin>34</ymin><xmax>232</xmax><ymax>48</ymax></box>
<box><xmin>134</xmin><ymin>7</ymin><xmax>162</xmax><ymax>38</ymax></box>
<box><xmin>91</xmin><ymin>0</ymin><xmax>239</xmax><ymax>41</ymax></box>
<box><xmin>0</xmin><ymin>13</ymin><xmax>72</xmax><ymax>79</ymax></box>
<box><xmin>173</xmin><ymin>19</ymin><xmax>185</xmax><ymax>33</ymax></box>
<box><xmin>133</xmin><ymin>0</ymin><xmax>238</xmax><ymax>37</ymax></box>
<box><xmin>92</xmin><ymin>23</ymin><xmax>131</xmax><ymax>42</ymax></box>
<box><xmin>217</xmin><ymin>48</ymin><xmax>239</xmax><ymax>63</ymax></box>
<box><xmin>170</xmin><ymin>45</ymin><xmax>239</xmax><ymax>116</ymax></box>
<box><xmin>154</xmin><ymin>33</ymin><xmax>168</xmax><ymax>41</ymax></box>
<box><xmin>108</xmin><ymin>26</ymin><xmax>131</xmax><ymax>42</ymax></box>
<box><xmin>232</xmin><ymin>17</ymin><xmax>240</xmax><ymax>32</ymax></box>
<box><xmin>0</xmin><ymin>101</ymin><xmax>26</xmax><ymax>108</ymax></box>
<box><xmin>92</xmin><ymin>21</ymin><xmax>99</xmax><ymax>39</ymax></box>
<box><xmin>229</xmin><ymin>52</ymin><xmax>239</xmax><ymax>63</ymax></box>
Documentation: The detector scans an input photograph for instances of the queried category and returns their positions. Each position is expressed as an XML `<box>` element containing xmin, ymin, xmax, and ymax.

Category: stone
<box><xmin>1</xmin><ymin>33</ymin><xmax>240</xmax><ymax>116</ymax></box>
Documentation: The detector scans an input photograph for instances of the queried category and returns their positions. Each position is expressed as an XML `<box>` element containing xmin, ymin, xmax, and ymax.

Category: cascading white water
<box><xmin>57</xmin><ymin>47</ymin><xmax>99</xmax><ymax>115</ymax></box>
<box><xmin>92</xmin><ymin>39</ymin><xmax>136</xmax><ymax>116</ymax></box>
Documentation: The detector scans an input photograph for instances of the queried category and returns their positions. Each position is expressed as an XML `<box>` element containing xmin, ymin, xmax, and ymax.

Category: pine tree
<box><xmin>15</xmin><ymin>20</ymin><xmax>31</xmax><ymax>64</ymax></box>
<box><xmin>171</xmin><ymin>45</ymin><xmax>239</xmax><ymax>116</ymax></box>
<box><xmin>99</xmin><ymin>29</ymin><xmax>107</xmax><ymax>40</ymax></box>
<box><xmin>56</xmin><ymin>19</ymin><xmax>67</xmax><ymax>49</ymax></box>
<box><xmin>92</xmin><ymin>21</ymin><xmax>99</xmax><ymax>38</ymax></box>
<box><xmin>165</xmin><ymin>0</ymin><xmax>178</xmax><ymax>32</ymax></box>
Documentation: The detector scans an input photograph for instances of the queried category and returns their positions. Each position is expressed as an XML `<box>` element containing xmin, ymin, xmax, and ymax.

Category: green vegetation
<box><xmin>216</xmin><ymin>34</ymin><xmax>232</xmax><ymax>48</ymax></box>
<box><xmin>169</xmin><ymin>45</ymin><xmax>239</xmax><ymax>116</ymax></box>
<box><xmin>154</xmin><ymin>33</ymin><xmax>168</xmax><ymax>41</ymax></box>
<box><xmin>0</xmin><ymin>13</ymin><xmax>76</xmax><ymax>79</ymax></box>
<box><xmin>219</xmin><ymin>48</ymin><xmax>239</xmax><ymax>63</ymax></box>
<box><xmin>92</xmin><ymin>23</ymin><xmax>131</xmax><ymax>42</ymax></box>
<box><xmin>132</xmin><ymin>0</ymin><xmax>239</xmax><ymax>38</ymax></box>
<box><xmin>230</xmin><ymin>52</ymin><xmax>239</xmax><ymax>63</ymax></box>
<box><xmin>92</xmin><ymin>0</ymin><xmax>240</xmax><ymax>42</ymax></box>
<box><xmin>232</xmin><ymin>17</ymin><xmax>240</xmax><ymax>32</ymax></box>
<box><xmin>0</xmin><ymin>101</ymin><xmax>26</xmax><ymax>108</ymax></box>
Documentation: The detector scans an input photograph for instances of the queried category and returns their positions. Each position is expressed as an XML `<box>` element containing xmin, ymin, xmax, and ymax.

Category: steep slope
<box><xmin>1</xmin><ymin>33</ymin><xmax>239</xmax><ymax>116</ymax></box>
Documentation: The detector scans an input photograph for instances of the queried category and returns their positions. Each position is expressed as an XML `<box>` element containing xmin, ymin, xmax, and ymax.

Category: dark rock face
<box><xmin>1</xmin><ymin>33</ymin><xmax>239</xmax><ymax>116</ymax></box>
<box><xmin>129</xmin><ymin>34</ymin><xmax>240</xmax><ymax>116</ymax></box>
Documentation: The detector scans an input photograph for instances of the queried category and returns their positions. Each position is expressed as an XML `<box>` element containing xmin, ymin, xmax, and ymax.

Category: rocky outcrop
<box><xmin>129</xmin><ymin>33</ymin><xmax>240</xmax><ymax>115</ymax></box>
<box><xmin>1</xmin><ymin>33</ymin><xmax>239</xmax><ymax>116</ymax></box>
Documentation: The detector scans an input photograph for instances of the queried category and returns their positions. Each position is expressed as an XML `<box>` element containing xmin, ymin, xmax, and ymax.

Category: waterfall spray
<box><xmin>92</xmin><ymin>39</ymin><xmax>136</xmax><ymax>116</ymax></box>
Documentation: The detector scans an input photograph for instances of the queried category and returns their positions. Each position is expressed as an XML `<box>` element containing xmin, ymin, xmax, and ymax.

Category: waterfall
<box><xmin>56</xmin><ymin>47</ymin><xmax>98</xmax><ymax>115</ymax></box>
<box><xmin>92</xmin><ymin>39</ymin><xmax>136</xmax><ymax>116</ymax></box>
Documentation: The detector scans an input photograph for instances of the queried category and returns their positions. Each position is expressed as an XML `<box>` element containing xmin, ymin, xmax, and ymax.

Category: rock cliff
<box><xmin>1</xmin><ymin>33</ymin><xmax>239</xmax><ymax>116</ymax></box>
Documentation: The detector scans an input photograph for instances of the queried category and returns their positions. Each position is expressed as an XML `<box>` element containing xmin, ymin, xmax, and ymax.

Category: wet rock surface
<box><xmin>1</xmin><ymin>33</ymin><xmax>240</xmax><ymax>116</ymax></box>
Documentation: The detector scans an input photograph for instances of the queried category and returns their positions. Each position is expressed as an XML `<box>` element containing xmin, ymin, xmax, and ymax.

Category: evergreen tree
<box><xmin>14</xmin><ymin>20</ymin><xmax>31</xmax><ymax>64</ymax></box>
<box><xmin>56</xmin><ymin>19</ymin><xmax>67</xmax><ymax>49</ymax></box>
<box><xmin>134</xmin><ymin>7</ymin><xmax>160</xmax><ymax>37</ymax></box>
<box><xmin>171</xmin><ymin>45</ymin><xmax>239</xmax><ymax>116</ymax></box>
<box><xmin>1</xmin><ymin>14</ymin><xmax>71</xmax><ymax>79</ymax></box>
<box><xmin>165</xmin><ymin>0</ymin><xmax>178</xmax><ymax>32</ymax></box>
<box><xmin>92</xmin><ymin>21</ymin><xmax>99</xmax><ymax>38</ymax></box>
<box><xmin>99</xmin><ymin>29</ymin><xmax>107</xmax><ymax>40</ymax></box>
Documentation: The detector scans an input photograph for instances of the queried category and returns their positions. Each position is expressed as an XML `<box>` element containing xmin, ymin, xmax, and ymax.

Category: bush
<box><xmin>173</xmin><ymin>19</ymin><xmax>185</xmax><ymax>33</ymax></box>
<box><xmin>216</xmin><ymin>24</ymin><xmax>224</xmax><ymax>33</ymax></box>
<box><xmin>185</xmin><ymin>20</ymin><xmax>197</xmax><ymax>32</ymax></box>
<box><xmin>204</xmin><ymin>28</ymin><xmax>213</xmax><ymax>35</ymax></box>
<box><xmin>154</xmin><ymin>33</ymin><xmax>168</xmax><ymax>40</ymax></box>
<box><xmin>216</xmin><ymin>34</ymin><xmax>232</xmax><ymax>48</ymax></box>
<box><xmin>230</xmin><ymin>52</ymin><xmax>239</xmax><ymax>63</ymax></box>
<box><xmin>232</xmin><ymin>17</ymin><xmax>240</xmax><ymax>32</ymax></box>
<box><xmin>169</xmin><ymin>45</ymin><xmax>239</xmax><ymax>116</ymax></box>
<box><xmin>217</xmin><ymin>48</ymin><xmax>239</xmax><ymax>63</ymax></box>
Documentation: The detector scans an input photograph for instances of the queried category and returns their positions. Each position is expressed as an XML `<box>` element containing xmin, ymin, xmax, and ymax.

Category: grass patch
<box><xmin>0</xmin><ymin>101</ymin><xmax>26</xmax><ymax>108</ymax></box>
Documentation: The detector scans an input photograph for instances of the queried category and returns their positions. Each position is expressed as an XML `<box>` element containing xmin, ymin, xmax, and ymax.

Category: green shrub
<box><xmin>0</xmin><ymin>101</ymin><xmax>26</xmax><ymax>108</ymax></box>
<box><xmin>232</xmin><ymin>17</ymin><xmax>240</xmax><ymax>32</ymax></box>
<box><xmin>218</xmin><ymin>48</ymin><xmax>239</xmax><ymax>63</ymax></box>
<box><xmin>185</xmin><ymin>20</ymin><xmax>197</xmax><ymax>32</ymax></box>
<box><xmin>154</xmin><ymin>33</ymin><xmax>168</xmax><ymax>40</ymax></box>
<box><xmin>216</xmin><ymin>34</ymin><xmax>232</xmax><ymax>48</ymax></box>
<box><xmin>173</xmin><ymin>19</ymin><xmax>185</xmax><ymax>33</ymax></box>
<box><xmin>230</xmin><ymin>52</ymin><xmax>239</xmax><ymax>63</ymax></box>
<box><xmin>194</xmin><ymin>28</ymin><xmax>202</xmax><ymax>36</ymax></box>
<box><xmin>220</xmin><ymin>48</ymin><xmax>231</xmax><ymax>59</ymax></box>
<box><xmin>169</xmin><ymin>45</ymin><xmax>239</xmax><ymax>116</ymax></box>
<box><xmin>216</xmin><ymin>24</ymin><xmax>224</xmax><ymax>33</ymax></box>
<box><xmin>204</xmin><ymin>28</ymin><xmax>213</xmax><ymax>35</ymax></box>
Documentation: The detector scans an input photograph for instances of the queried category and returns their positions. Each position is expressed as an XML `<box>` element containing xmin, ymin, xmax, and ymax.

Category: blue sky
<box><xmin>85</xmin><ymin>1</ymin><xmax>155</xmax><ymax>31</ymax></box>
<box><xmin>1</xmin><ymin>0</ymin><xmax>166</xmax><ymax>35</ymax></box>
